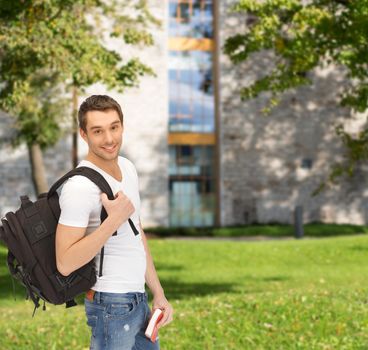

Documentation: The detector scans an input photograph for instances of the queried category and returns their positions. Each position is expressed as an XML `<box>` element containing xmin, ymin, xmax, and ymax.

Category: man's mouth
<box><xmin>101</xmin><ymin>144</ymin><xmax>117</xmax><ymax>153</ymax></box>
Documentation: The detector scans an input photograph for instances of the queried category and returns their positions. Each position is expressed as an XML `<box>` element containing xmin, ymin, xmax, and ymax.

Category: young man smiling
<box><xmin>55</xmin><ymin>95</ymin><xmax>173</xmax><ymax>349</ymax></box>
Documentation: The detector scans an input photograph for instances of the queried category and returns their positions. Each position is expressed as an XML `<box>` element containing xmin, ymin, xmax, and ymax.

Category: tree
<box><xmin>0</xmin><ymin>0</ymin><xmax>158</xmax><ymax>194</ymax></box>
<box><xmin>224</xmin><ymin>0</ymin><xmax>368</xmax><ymax>193</ymax></box>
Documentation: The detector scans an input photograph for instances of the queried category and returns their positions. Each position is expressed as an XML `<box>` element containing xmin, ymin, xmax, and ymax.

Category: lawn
<box><xmin>1</xmin><ymin>235</ymin><xmax>368</xmax><ymax>349</ymax></box>
<box><xmin>146</xmin><ymin>223</ymin><xmax>368</xmax><ymax>238</ymax></box>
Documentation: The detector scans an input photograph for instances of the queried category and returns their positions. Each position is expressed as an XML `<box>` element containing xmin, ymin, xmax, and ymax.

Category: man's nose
<box><xmin>104</xmin><ymin>131</ymin><xmax>113</xmax><ymax>143</ymax></box>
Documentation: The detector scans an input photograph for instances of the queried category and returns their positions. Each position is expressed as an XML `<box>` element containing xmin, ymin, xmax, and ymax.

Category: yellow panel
<box><xmin>169</xmin><ymin>38</ymin><xmax>214</xmax><ymax>51</ymax></box>
<box><xmin>168</xmin><ymin>133</ymin><xmax>215</xmax><ymax>145</ymax></box>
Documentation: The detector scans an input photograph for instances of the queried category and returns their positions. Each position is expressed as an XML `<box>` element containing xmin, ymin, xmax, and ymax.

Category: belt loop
<box><xmin>96</xmin><ymin>291</ymin><xmax>101</xmax><ymax>304</ymax></box>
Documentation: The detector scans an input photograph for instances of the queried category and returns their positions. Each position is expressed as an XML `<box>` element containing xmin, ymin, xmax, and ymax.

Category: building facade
<box><xmin>1</xmin><ymin>0</ymin><xmax>368</xmax><ymax>227</ymax></box>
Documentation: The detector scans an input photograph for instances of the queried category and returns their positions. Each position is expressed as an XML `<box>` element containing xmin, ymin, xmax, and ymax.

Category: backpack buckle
<box><xmin>55</xmin><ymin>273</ymin><xmax>67</xmax><ymax>288</ymax></box>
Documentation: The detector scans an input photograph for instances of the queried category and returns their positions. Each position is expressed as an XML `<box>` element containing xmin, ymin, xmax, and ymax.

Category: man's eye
<box><xmin>94</xmin><ymin>130</ymin><xmax>101</xmax><ymax>134</ymax></box>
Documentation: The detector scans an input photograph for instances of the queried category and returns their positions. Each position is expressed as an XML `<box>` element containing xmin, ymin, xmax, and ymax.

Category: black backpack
<box><xmin>0</xmin><ymin>166</ymin><xmax>139</xmax><ymax>316</ymax></box>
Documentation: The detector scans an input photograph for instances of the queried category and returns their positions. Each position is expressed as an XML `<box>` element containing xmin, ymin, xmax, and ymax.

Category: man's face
<box><xmin>80</xmin><ymin>109</ymin><xmax>123</xmax><ymax>161</ymax></box>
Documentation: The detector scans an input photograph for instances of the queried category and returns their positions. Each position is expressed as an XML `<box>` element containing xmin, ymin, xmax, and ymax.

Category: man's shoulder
<box><xmin>60</xmin><ymin>174</ymin><xmax>100</xmax><ymax>195</ymax></box>
<box><xmin>119</xmin><ymin>155</ymin><xmax>133</xmax><ymax>166</ymax></box>
<box><xmin>119</xmin><ymin>156</ymin><xmax>136</xmax><ymax>172</ymax></box>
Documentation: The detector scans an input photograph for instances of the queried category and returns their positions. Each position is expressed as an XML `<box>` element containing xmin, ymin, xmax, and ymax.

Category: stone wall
<box><xmin>218</xmin><ymin>0</ymin><xmax>368</xmax><ymax>225</ymax></box>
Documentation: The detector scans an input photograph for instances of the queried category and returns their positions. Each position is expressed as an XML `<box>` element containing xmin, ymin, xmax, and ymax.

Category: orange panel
<box><xmin>169</xmin><ymin>38</ymin><xmax>214</xmax><ymax>51</ymax></box>
<box><xmin>168</xmin><ymin>133</ymin><xmax>215</xmax><ymax>145</ymax></box>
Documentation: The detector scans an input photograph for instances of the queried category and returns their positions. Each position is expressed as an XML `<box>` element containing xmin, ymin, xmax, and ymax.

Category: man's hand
<box><xmin>152</xmin><ymin>294</ymin><xmax>173</xmax><ymax>329</ymax></box>
<box><xmin>100</xmin><ymin>191</ymin><xmax>134</xmax><ymax>230</ymax></box>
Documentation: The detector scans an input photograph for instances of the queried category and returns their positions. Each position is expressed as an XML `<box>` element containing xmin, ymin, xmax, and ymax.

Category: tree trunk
<box><xmin>28</xmin><ymin>143</ymin><xmax>48</xmax><ymax>195</ymax></box>
<box><xmin>72</xmin><ymin>86</ymin><xmax>79</xmax><ymax>168</ymax></box>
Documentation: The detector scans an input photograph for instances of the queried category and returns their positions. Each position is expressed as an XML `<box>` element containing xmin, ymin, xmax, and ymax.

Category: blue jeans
<box><xmin>84</xmin><ymin>291</ymin><xmax>160</xmax><ymax>350</ymax></box>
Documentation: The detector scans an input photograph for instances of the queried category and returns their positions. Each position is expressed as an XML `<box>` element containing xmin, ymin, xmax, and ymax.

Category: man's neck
<box><xmin>85</xmin><ymin>154</ymin><xmax>122</xmax><ymax>181</ymax></box>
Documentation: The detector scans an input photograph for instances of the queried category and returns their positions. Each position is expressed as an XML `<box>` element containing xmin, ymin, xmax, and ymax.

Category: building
<box><xmin>1</xmin><ymin>0</ymin><xmax>368</xmax><ymax>227</ymax></box>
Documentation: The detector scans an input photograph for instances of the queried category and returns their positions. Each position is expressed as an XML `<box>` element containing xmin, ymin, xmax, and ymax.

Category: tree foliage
<box><xmin>0</xmin><ymin>0</ymin><xmax>158</xmax><ymax>149</ymax></box>
<box><xmin>224</xmin><ymin>0</ymin><xmax>368</xmax><ymax>192</ymax></box>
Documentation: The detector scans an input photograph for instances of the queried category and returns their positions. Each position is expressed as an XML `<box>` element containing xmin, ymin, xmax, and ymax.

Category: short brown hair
<box><xmin>78</xmin><ymin>95</ymin><xmax>124</xmax><ymax>132</ymax></box>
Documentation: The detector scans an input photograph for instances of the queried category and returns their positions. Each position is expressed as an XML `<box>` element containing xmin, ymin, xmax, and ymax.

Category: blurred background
<box><xmin>1</xmin><ymin>0</ymin><xmax>367</xmax><ymax>232</ymax></box>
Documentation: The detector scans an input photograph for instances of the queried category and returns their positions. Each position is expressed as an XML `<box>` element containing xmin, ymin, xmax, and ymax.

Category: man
<box><xmin>55</xmin><ymin>95</ymin><xmax>173</xmax><ymax>349</ymax></box>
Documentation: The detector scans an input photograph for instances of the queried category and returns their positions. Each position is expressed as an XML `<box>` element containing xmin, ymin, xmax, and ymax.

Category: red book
<box><xmin>145</xmin><ymin>308</ymin><xmax>164</xmax><ymax>343</ymax></box>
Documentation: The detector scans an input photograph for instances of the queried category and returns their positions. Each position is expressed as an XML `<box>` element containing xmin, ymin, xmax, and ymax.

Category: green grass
<box><xmin>1</xmin><ymin>235</ymin><xmax>368</xmax><ymax>349</ymax></box>
<box><xmin>146</xmin><ymin>222</ymin><xmax>368</xmax><ymax>238</ymax></box>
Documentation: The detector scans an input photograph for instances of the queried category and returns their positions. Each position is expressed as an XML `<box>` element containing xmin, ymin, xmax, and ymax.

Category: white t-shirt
<box><xmin>58</xmin><ymin>156</ymin><xmax>146</xmax><ymax>293</ymax></box>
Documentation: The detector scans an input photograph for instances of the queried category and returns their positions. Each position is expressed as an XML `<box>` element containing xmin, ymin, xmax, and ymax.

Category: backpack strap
<box><xmin>56</xmin><ymin>167</ymin><xmax>139</xmax><ymax>235</ymax></box>
<box><xmin>48</xmin><ymin>167</ymin><xmax>114</xmax><ymax>228</ymax></box>
<box><xmin>48</xmin><ymin>166</ymin><xmax>139</xmax><ymax>277</ymax></box>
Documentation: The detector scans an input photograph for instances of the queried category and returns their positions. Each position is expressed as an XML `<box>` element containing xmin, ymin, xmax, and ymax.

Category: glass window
<box><xmin>169</xmin><ymin>3</ymin><xmax>178</xmax><ymax>18</ymax></box>
<box><xmin>168</xmin><ymin>1</ymin><xmax>215</xmax><ymax>227</ymax></box>
<box><xmin>169</xmin><ymin>100</ymin><xmax>177</xmax><ymax>116</ymax></box>
<box><xmin>169</xmin><ymin>0</ymin><xmax>213</xmax><ymax>38</ymax></box>
<box><xmin>178</xmin><ymin>99</ymin><xmax>191</xmax><ymax>116</ymax></box>
<box><xmin>203</xmin><ymin>3</ymin><xmax>213</xmax><ymax>18</ymax></box>
<box><xmin>169</xmin><ymin>185</ymin><xmax>215</xmax><ymax>226</ymax></box>
<box><xmin>169</xmin><ymin>145</ymin><xmax>215</xmax><ymax>226</ymax></box>
<box><xmin>180</xmin><ymin>145</ymin><xmax>192</xmax><ymax>158</ymax></box>
<box><xmin>169</xmin><ymin>51</ymin><xmax>214</xmax><ymax>133</ymax></box>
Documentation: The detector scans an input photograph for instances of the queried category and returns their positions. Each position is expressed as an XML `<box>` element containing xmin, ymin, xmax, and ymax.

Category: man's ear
<box><xmin>79</xmin><ymin>128</ymin><xmax>87</xmax><ymax>141</ymax></box>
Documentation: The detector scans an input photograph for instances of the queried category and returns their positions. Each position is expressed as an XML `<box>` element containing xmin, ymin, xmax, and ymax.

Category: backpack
<box><xmin>0</xmin><ymin>166</ymin><xmax>139</xmax><ymax>316</ymax></box>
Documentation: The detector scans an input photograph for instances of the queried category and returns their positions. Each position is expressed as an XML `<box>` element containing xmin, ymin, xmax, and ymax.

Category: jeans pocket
<box><xmin>107</xmin><ymin>302</ymin><xmax>135</xmax><ymax>319</ymax></box>
<box><xmin>86</xmin><ymin>314</ymin><xmax>98</xmax><ymax>337</ymax></box>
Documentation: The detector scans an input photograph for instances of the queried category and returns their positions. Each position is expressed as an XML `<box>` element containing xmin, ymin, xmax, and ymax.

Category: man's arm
<box><xmin>56</xmin><ymin>191</ymin><xmax>134</xmax><ymax>276</ymax></box>
<box><xmin>139</xmin><ymin>221</ymin><xmax>173</xmax><ymax>328</ymax></box>
<box><xmin>56</xmin><ymin>218</ymin><xmax>118</xmax><ymax>276</ymax></box>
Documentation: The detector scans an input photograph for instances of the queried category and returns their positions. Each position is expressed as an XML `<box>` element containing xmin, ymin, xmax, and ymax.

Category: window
<box><xmin>169</xmin><ymin>145</ymin><xmax>215</xmax><ymax>226</ymax></box>
<box><xmin>169</xmin><ymin>0</ymin><xmax>213</xmax><ymax>38</ymax></box>
<box><xmin>301</xmin><ymin>158</ymin><xmax>313</xmax><ymax>169</ymax></box>
<box><xmin>168</xmin><ymin>0</ymin><xmax>216</xmax><ymax>227</ymax></box>
<box><xmin>169</xmin><ymin>51</ymin><xmax>214</xmax><ymax>133</ymax></box>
